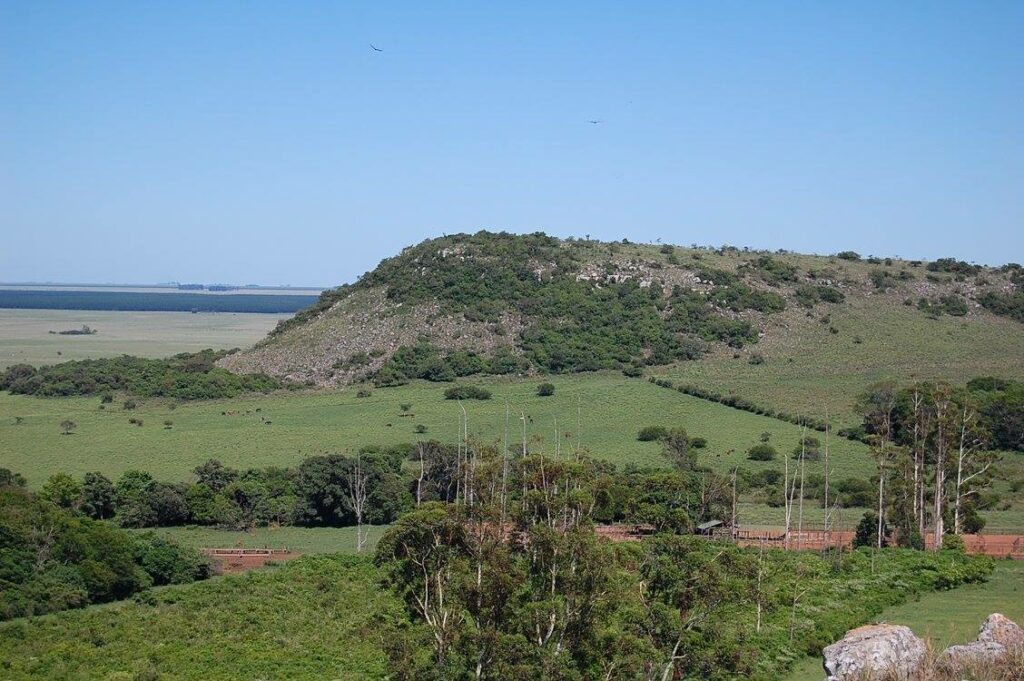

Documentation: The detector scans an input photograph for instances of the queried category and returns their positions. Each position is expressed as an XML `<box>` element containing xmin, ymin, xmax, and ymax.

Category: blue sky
<box><xmin>2</xmin><ymin>2</ymin><xmax>1021</xmax><ymax>286</ymax></box>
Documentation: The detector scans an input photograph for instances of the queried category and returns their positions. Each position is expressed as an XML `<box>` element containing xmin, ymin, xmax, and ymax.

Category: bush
<box><xmin>747</xmin><ymin>444</ymin><xmax>777</xmax><ymax>461</ymax></box>
<box><xmin>637</xmin><ymin>425</ymin><xmax>669</xmax><ymax>442</ymax></box>
<box><xmin>688</xmin><ymin>437</ymin><xmax>708</xmax><ymax>449</ymax></box>
<box><xmin>443</xmin><ymin>385</ymin><xmax>492</xmax><ymax>400</ymax></box>
<box><xmin>536</xmin><ymin>382</ymin><xmax>555</xmax><ymax>397</ymax></box>
<box><xmin>356</xmin><ymin>388</ymin><xmax>372</xmax><ymax>398</ymax></box>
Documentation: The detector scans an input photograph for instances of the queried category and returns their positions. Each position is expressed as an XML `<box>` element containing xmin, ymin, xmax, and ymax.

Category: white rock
<box><xmin>822</xmin><ymin>624</ymin><xmax>926</xmax><ymax>681</ymax></box>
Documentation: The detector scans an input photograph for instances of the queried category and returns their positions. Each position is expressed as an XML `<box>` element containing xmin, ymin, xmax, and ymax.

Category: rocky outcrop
<box><xmin>822</xmin><ymin>624</ymin><xmax>927</xmax><ymax>681</ymax></box>
<box><xmin>940</xmin><ymin>613</ymin><xmax>1024</xmax><ymax>671</ymax></box>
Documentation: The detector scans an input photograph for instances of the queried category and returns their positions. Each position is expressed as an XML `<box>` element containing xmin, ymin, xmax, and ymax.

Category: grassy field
<box><xmin>0</xmin><ymin>309</ymin><xmax>285</xmax><ymax>369</ymax></box>
<box><xmin>787</xmin><ymin>560</ymin><xmax>1024</xmax><ymax>680</ymax></box>
<box><xmin>0</xmin><ymin>555</ymin><xmax>399</xmax><ymax>680</ymax></box>
<box><xmin>657</xmin><ymin>296</ymin><xmax>1024</xmax><ymax>430</ymax></box>
<box><xmin>133</xmin><ymin>525</ymin><xmax>391</xmax><ymax>555</ymax></box>
<box><xmin>0</xmin><ymin>372</ymin><xmax>874</xmax><ymax>486</ymax></box>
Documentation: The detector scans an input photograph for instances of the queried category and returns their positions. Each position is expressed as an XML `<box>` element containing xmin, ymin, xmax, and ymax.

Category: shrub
<box><xmin>536</xmin><ymin>382</ymin><xmax>555</xmax><ymax>397</ymax></box>
<box><xmin>689</xmin><ymin>437</ymin><xmax>708</xmax><ymax>449</ymax></box>
<box><xmin>123</xmin><ymin>400</ymin><xmax>137</xmax><ymax>411</ymax></box>
<box><xmin>443</xmin><ymin>385</ymin><xmax>492</xmax><ymax>400</ymax></box>
<box><xmin>414</xmin><ymin>424</ymin><xmax>428</xmax><ymax>434</ymax></box>
<box><xmin>356</xmin><ymin>388</ymin><xmax>372</xmax><ymax>398</ymax></box>
<box><xmin>637</xmin><ymin>425</ymin><xmax>669</xmax><ymax>442</ymax></box>
<box><xmin>836</xmin><ymin>250</ymin><xmax>861</xmax><ymax>261</ymax></box>
<box><xmin>747</xmin><ymin>444</ymin><xmax>777</xmax><ymax>461</ymax></box>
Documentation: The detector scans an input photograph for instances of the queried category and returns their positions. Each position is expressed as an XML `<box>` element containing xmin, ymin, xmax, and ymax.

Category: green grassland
<box><xmin>0</xmin><ymin>309</ymin><xmax>284</xmax><ymax>369</ymax></box>
<box><xmin>787</xmin><ymin>561</ymin><xmax>1024</xmax><ymax>681</ymax></box>
<box><xmin>657</xmin><ymin>295</ymin><xmax>1024</xmax><ymax>430</ymax></box>
<box><xmin>132</xmin><ymin>525</ymin><xmax>390</xmax><ymax>555</ymax></box>
<box><xmin>0</xmin><ymin>555</ymin><xmax>399</xmax><ymax>681</ymax></box>
<box><xmin>0</xmin><ymin>372</ymin><xmax>873</xmax><ymax>486</ymax></box>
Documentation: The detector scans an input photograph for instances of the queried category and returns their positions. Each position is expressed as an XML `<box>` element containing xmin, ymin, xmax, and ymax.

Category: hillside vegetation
<box><xmin>219</xmin><ymin>233</ymin><xmax>1024</xmax><ymax>430</ymax></box>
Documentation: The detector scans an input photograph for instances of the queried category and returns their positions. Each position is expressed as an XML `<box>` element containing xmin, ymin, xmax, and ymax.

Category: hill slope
<box><xmin>221</xmin><ymin>232</ymin><xmax>1024</xmax><ymax>416</ymax></box>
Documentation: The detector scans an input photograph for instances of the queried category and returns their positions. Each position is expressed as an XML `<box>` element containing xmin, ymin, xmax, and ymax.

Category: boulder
<box><xmin>977</xmin><ymin>613</ymin><xmax>1024</xmax><ymax>649</ymax></box>
<box><xmin>939</xmin><ymin>613</ymin><xmax>1023</xmax><ymax>671</ymax></box>
<box><xmin>941</xmin><ymin>640</ymin><xmax>1007</xmax><ymax>668</ymax></box>
<box><xmin>823</xmin><ymin>624</ymin><xmax>926</xmax><ymax>681</ymax></box>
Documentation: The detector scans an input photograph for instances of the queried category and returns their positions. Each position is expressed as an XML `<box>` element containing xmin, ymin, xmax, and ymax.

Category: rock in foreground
<box><xmin>822</xmin><ymin>624</ymin><xmax>926</xmax><ymax>681</ymax></box>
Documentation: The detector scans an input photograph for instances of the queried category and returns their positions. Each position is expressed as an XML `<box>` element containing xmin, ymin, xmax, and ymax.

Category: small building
<box><xmin>696</xmin><ymin>519</ymin><xmax>724</xmax><ymax>536</ymax></box>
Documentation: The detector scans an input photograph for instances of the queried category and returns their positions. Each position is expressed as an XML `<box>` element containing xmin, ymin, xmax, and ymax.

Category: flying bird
<box><xmin>370</xmin><ymin>43</ymin><xmax>383</xmax><ymax>52</ymax></box>
<box><xmin>588</xmin><ymin>120</ymin><xmax>602</xmax><ymax>125</ymax></box>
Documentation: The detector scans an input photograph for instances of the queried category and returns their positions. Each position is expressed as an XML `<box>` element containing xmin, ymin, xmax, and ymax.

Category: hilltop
<box><xmin>220</xmin><ymin>232</ymin><xmax>1023</xmax><ymax>415</ymax></box>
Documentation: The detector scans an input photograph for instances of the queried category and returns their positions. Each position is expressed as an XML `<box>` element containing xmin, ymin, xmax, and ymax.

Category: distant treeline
<box><xmin>0</xmin><ymin>290</ymin><xmax>317</xmax><ymax>313</ymax></box>
<box><xmin>0</xmin><ymin>350</ymin><xmax>281</xmax><ymax>399</ymax></box>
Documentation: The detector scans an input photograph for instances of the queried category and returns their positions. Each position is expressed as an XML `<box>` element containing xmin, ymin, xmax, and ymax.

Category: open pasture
<box><xmin>658</xmin><ymin>296</ymin><xmax>1024</xmax><ymax>430</ymax></box>
<box><xmin>0</xmin><ymin>372</ymin><xmax>874</xmax><ymax>486</ymax></box>
<box><xmin>0</xmin><ymin>308</ymin><xmax>284</xmax><ymax>368</ymax></box>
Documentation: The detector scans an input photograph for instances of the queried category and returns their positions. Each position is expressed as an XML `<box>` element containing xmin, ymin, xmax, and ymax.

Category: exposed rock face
<box><xmin>822</xmin><ymin>624</ymin><xmax>926</xmax><ymax>681</ymax></box>
<box><xmin>940</xmin><ymin>613</ymin><xmax>1024</xmax><ymax>671</ymax></box>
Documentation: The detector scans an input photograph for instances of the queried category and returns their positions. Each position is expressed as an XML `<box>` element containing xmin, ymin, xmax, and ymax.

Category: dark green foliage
<box><xmin>835</xmin><ymin>251</ymin><xmax>861</xmax><ymax>261</ymax></box>
<box><xmin>0</xmin><ymin>484</ymin><xmax>208</xmax><ymax>620</ymax></box>
<box><xmin>978</xmin><ymin>290</ymin><xmax>1024</xmax><ymax>322</ymax></box>
<box><xmin>443</xmin><ymin>385</ymin><xmax>492</xmax><ymax>400</ymax></box>
<box><xmin>742</xmin><ymin>255</ymin><xmax>799</xmax><ymax>285</ymax></box>
<box><xmin>869</xmin><ymin>269</ymin><xmax>900</xmax><ymax>291</ymax></box>
<box><xmin>854</xmin><ymin>511</ymin><xmax>889</xmax><ymax>548</ymax></box>
<box><xmin>794</xmin><ymin>284</ymin><xmax>845</xmax><ymax>308</ymax></box>
<box><xmin>637</xmin><ymin>425</ymin><xmax>669</xmax><ymax>441</ymax></box>
<box><xmin>293</xmin><ymin>451</ymin><xmax>406</xmax><ymax>527</ymax></box>
<box><xmin>927</xmin><ymin>258</ymin><xmax>982</xmax><ymax>276</ymax></box>
<box><xmin>0</xmin><ymin>350</ymin><xmax>280</xmax><ymax>400</ymax></box>
<box><xmin>747</xmin><ymin>444</ymin><xmax>777</xmax><ymax>461</ymax></box>
<box><xmin>535</xmin><ymin>382</ymin><xmax>555</xmax><ymax>397</ymax></box>
<box><xmin>967</xmin><ymin>377</ymin><xmax>1024</xmax><ymax>451</ymax></box>
<box><xmin>917</xmin><ymin>294</ymin><xmax>968</xmax><ymax>317</ymax></box>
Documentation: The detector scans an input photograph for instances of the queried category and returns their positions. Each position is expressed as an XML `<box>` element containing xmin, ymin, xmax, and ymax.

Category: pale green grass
<box><xmin>658</xmin><ymin>296</ymin><xmax>1024</xmax><ymax>429</ymax></box>
<box><xmin>132</xmin><ymin>525</ymin><xmax>390</xmax><ymax>555</ymax></box>
<box><xmin>0</xmin><ymin>309</ymin><xmax>285</xmax><ymax>368</ymax></box>
<box><xmin>0</xmin><ymin>372</ymin><xmax>873</xmax><ymax>487</ymax></box>
<box><xmin>787</xmin><ymin>561</ymin><xmax>1024</xmax><ymax>680</ymax></box>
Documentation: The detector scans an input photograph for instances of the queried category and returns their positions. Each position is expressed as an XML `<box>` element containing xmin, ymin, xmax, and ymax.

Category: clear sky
<box><xmin>2</xmin><ymin>2</ymin><xmax>1021</xmax><ymax>286</ymax></box>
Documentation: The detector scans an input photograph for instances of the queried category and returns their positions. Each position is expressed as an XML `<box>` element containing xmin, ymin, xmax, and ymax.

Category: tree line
<box><xmin>0</xmin><ymin>349</ymin><xmax>281</xmax><ymax>399</ymax></box>
<box><xmin>855</xmin><ymin>377</ymin><xmax>1022</xmax><ymax>550</ymax></box>
<box><xmin>0</xmin><ymin>471</ymin><xmax>209</xmax><ymax>621</ymax></box>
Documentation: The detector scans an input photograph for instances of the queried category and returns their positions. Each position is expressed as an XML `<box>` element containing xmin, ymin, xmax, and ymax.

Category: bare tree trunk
<box><xmin>348</xmin><ymin>451</ymin><xmax>369</xmax><ymax>553</ymax></box>
<box><xmin>417</xmin><ymin>443</ymin><xmax>425</xmax><ymax>507</ymax></box>
<box><xmin>933</xmin><ymin>395</ymin><xmax>948</xmax><ymax>550</ymax></box>
<box><xmin>823</xmin><ymin>409</ymin><xmax>831</xmax><ymax>555</ymax></box>
<box><xmin>731</xmin><ymin>467</ymin><xmax>738</xmax><ymax>540</ymax></box>
<box><xmin>797</xmin><ymin>433</ymin><xmax>806</xmax><ymax>550</ymax></box>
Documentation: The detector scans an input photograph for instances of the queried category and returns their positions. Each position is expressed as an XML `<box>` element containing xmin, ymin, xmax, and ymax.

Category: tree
<box><xmin>347</xmin><ymin>451</ymin><xmax>369</xmax><ymax>552</ymax></box>
<box><xmin>81</xmin><ymin>472</ymin><xmax>115</xmax><ymax>519</ymax></box>
<box><xmin>40</xmin><ymin>473</ymin><xmax>82</xmax><ymax>510</ymax></box>
<box><xmin>193</xmin><ymin>459</ymin><xmax>238</xmax><ymax>492</ymax></box>
<box><xmin>536</xmin><ymin>382</ymin><xmax>555</xmax><ymax>397</ymax></box>
<box><xmin>952</xmin><ymin>403</ymin><xmax>995</xmax><ymax>535</ymax></box>
<box><xmin>59</xmin><ymin>419</ymin><xmax>77</xmax><ymax>436</ymax></box>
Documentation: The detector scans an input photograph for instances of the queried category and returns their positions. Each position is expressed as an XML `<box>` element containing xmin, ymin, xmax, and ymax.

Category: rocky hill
<box><xmin>220</xmin><ymin>231</ymin><xmax>1024</xmax><ymax>388</ymax></box>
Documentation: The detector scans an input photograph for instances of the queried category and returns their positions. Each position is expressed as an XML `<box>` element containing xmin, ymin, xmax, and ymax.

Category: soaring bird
<box><xmin>588</xmin><ymin>120</ymin><xmax>602</xmax><ymax>125</ymax></box>
<box><xmin>370</xmin><ymin>43</ymin><xmax>383</xmax><ymax>52</ymax></box>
